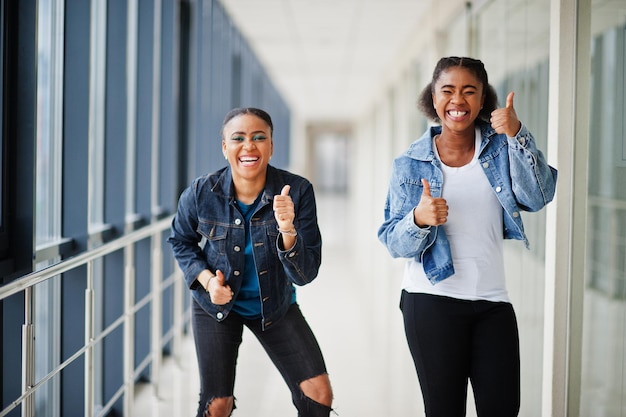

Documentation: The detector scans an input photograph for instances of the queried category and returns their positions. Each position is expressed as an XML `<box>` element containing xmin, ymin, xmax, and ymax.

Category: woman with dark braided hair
<box><xmin>378</xmin><ymin>57</ymin><xmax>557</xmax><ymax>416</ymax></box>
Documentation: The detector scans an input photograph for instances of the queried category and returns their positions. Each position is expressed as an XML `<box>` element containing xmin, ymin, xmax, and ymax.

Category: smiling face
<box><xmin>432</xmin><ymin>66</ymin><xmax>486</xmax><ymax>135</ymax></box>
<box><xmin>222</xmin><ymin>113</ymin><xmax>273</xmax><ymax>184</ymax></box>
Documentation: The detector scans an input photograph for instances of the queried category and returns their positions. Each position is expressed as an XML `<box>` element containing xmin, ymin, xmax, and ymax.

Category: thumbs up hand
<box><xmin>490</xmin><ymin>91</ymin><xmax>522</xmax><ymax>137</ymax></box>
<box><xmin>273</xmin><ymin>185</ymin><xmax>295</xmax><ymax>232</ymax></box>
<box><xmin>413</xmin><ymin>179</ymin><xmax>448</xmax><ymax>227</ymax></box>
<box><xmin>207</xmin><ymin>270</ymin><xmax>233</xmax><ymax>305</ymax></box>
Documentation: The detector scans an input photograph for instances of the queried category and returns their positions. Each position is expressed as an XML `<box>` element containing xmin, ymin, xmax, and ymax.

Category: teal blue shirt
<box><xmin>232</xmin><ymin>196</ymin><xmax>297</xmax><ymax>319</ymax></box>
<box><xmin>232</xmin><ymin>197</ymin><xmax>263</xmax><ymax>319</ymax></box>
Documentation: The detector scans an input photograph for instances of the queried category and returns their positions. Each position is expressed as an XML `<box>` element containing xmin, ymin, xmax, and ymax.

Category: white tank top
<box><xmin>402</xmin><ymin>129</ymin><xmax>509</xmax><ymax>302</ymax></box>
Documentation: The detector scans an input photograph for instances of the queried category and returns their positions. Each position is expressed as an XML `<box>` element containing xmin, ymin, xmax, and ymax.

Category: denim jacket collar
<box><xmin>211</xmin><ymin>165</ymin><xmax>283</xmax><ymax>207</ymax></box>
<box><xmin>405</xmin><ymin>123</ymin><xmax>498</xmax><ymax>162</ymax></box>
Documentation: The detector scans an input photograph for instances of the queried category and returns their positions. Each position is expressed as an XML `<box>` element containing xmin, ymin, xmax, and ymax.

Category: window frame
<box><xmin>0</xmin><ymin>0</ymin><xmax>7</xmax><ymax>259</ymax></box>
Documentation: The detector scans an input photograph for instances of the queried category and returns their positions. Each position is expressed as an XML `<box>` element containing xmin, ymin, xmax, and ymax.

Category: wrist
<box><xmin>198</xmin><ymin>272</ymin><xmax>216</xmax><ymax>292</ymax></box>
<box><xmin>277</xmin><ymin>226</ymin><xmax>297</xmax><ymax>236</ymax></box>
<box><xmin>206</xmin><ymin>275</ymin><xmax>217</xmax><ymax>290</ymax></box>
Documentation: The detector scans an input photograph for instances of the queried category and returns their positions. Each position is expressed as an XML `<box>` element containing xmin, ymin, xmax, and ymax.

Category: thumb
<box><xmin>506</xmin><ymin>91</ymin><xmax>515</xmax><ymax>109</ymax></box>
<box><xmin>280</xmin><ymin>184</ymin><xmax>291</xmax><ymax>196</ymax></box>
<box><xmin>421</xmin><ymin>178</ymin><xmax>432</xmax><ymax>197</ymax></box>
<box><xmin>215</xmin><ymin>270</ymin><xmax>225</xmax><ymax>286</ymax></box>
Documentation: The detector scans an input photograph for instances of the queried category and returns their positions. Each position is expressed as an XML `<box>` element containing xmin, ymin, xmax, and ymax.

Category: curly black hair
<box><xmin>417</xmin><ymin>57</ymin><xmax>499</xmax><ymax>124</ymax></box>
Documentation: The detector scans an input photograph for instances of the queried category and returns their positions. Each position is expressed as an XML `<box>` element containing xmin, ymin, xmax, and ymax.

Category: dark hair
<box><xmin>417</xmin><ymin>56</ymin><xmax>498</xmax><ymax>124</ymax></box>
<box><xmin>221</xmin><ymin>107</ymin><xmax>274</xmax><ymax>138</ymax></box>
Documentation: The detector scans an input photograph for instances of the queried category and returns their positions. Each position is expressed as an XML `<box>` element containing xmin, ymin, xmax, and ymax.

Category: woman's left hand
<box><xmin>490</xmin><ymin>91</ymin><xmax>522</xmax><ymax>137</ymax></box>
<box><xmin>273</xmin><ymin>184</ymin><xmax>295</xmax><ymax>231</ymax></box>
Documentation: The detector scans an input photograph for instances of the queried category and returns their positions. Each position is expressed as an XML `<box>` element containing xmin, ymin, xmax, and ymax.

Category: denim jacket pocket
<box><xmin>197</xmin><ymin>222</ymin><xmax>228</xmax><ymax>264</ymax></box>
<box><xmin>265</xmin><ymin>223</ymin><xmax>280</xmax><ymax>256</ymax></box>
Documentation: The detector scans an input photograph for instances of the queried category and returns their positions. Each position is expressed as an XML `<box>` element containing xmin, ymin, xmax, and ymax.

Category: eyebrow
<box><xmin>230</xmin><ymin>130</ymin><xmax>268</xmax><ymax>136</ymax></box>
<box><xmin>440</xmin><ymin>84</ymin><xmax>478</xmax><ymax>90</ymax></box>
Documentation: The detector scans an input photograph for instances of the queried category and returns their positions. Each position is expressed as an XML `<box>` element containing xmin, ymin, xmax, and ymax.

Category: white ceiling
<box><xmin>219</xmin><ymin>0</ymin><xmax>430</xmax><ymax>123</ymax></box>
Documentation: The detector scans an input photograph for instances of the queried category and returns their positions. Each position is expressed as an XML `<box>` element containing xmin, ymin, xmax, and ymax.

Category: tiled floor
<box><xmin>133</xmin><ymin>193</ymin><xmax>425</xmax><ymax>416</ymax></box>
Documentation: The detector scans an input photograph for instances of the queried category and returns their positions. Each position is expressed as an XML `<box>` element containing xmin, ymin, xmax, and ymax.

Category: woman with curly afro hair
<box><xmin>378</xmin><ymin>57</ymin><xmax>557</xmax><ymax>416</ymax></box>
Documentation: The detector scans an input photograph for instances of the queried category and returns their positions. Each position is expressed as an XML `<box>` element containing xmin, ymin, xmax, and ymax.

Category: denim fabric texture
<box><xmin>192</xmin><ymin>301</ymin><xmax>330</xmax><ymax>417</ymax></box>
<box><xmin>377</xmin><ymin>122</ymin><xmax>557</xmax><ymax>284</ymax></box>
<box><xmin>168</xmin><ymin>165</ymin><xmax>322</xmax><ymax>330</ymax></box>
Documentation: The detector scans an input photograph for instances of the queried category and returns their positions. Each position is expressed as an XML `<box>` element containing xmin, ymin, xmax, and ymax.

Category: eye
<box><xmin>252</xmin><ymin>135</ymin><xmax>267</xmax><ymax>141</ymax></box>
<box><xmin>231</xmin><ymin>135</ymin><xmax>245</xmax><ymax>141</ymax></box>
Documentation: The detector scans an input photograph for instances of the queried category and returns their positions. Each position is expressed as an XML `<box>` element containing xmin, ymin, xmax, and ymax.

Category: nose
<box><xmin>242</xmin><ymin>138</ymin><xmax>255</xmax><ymax>149</ymax></box>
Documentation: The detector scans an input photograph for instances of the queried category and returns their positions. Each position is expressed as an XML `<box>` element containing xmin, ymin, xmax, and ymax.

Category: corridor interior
<box><xmin>133</xmin><ymin>192</ymin><xmax>428</xmax><ymax>416</ymax></box>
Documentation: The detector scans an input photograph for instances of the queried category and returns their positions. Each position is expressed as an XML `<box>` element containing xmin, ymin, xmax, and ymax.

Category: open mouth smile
<box><xmin>447</xmin><ymin>110</ymin><xmax>469</xmax><ymax>118</ymax></box>
<box><xmin>239</xmin><ymin>156</ymin><xmax>260</xmax><ymax>166</ymax></box>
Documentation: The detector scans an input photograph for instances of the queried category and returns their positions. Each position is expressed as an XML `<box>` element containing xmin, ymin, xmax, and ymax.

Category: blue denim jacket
<box><xmin>377</xmin><ymin>123</ymin><xmax>557</xmax><ymax>284</ymax></box>
<box><xmin>168</xmin><ymin>165</ymin><xmax>322</xmax><ymax>330</ymax></box>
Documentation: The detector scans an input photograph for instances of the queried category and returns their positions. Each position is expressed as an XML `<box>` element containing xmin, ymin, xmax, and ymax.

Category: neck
<box><xmin>233</xmin><ymin>177</ymin><xmax>265</xmax><ymax>204</ymax></box>
<box><xmin>435</xmin><ymin>128</ymin><xmax>476</xmax><ymax>167</ymax></box>
<box><xmin>438</xmin><ymin>126</ymin><xmax>475</xmax><ymax>149</ymax></box>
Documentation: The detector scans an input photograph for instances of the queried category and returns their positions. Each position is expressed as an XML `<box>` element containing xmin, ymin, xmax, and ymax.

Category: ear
<box><xmin>432</xmin><ymin>92</ymin><xmax>436</xmax><ymax>107</ymax></box>
<box><xmin>222</xmin><ymin>140</ymin><xmax>227</xmax><ymax>159</ymax></box>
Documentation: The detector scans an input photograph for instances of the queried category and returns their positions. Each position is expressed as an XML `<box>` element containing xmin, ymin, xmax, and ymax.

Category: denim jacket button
<box><xmin>234</xmin><ymin>246</ymin><xmax>241</xmax><ymax>252</ymax></box>
<box><xmin>234</xmin><ymin>218</ymin><xmax>242</xmax><ymax>225</ymax></box>
<box><xmin>482</xmin><ymin>162</ymin><xmax>489</xmax><ymax>168</ymax></box>
<box><xmin>233</xmin><ymin>270</ymin><xmax>240</xmax><ymax>276</ymax></box>
<box><xmin>216</xmin><ymin>312</ymin><xmax>224</xmax><ymax>319</ymax></box>
<box><xmin>495</xmin><ymin>186</ymin><xmax>502</xmax><ymax>192</ymax></box>
<box><xmin>512</xmin><ymin>211</ymin><xmax>520</xmax><ymax>218</ymax></box>
<box><xmin>288</xmin><ymin>252</ymin><xmax>296</xmax><ymax>258</ymax></box>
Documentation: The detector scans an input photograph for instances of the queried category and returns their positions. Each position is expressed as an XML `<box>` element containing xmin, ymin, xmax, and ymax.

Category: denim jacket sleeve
<box><xmin>167</xmin><ymin>180</ymin><xmax>210</xmax><ymax>289</ymax></box>
<box><xmin>275</xmin><ymin>179</ymin><xmax>322</xmax><ymax>286</ymax></box>
<box><xmin>377</xmin><ymin>156</ymin><xmax>439</xmax><ymax>261</ymax></box>
<box><xmin>506</xmin><ymin>124</ymin><xmax>558</xmax><ymax>211</ymax></box>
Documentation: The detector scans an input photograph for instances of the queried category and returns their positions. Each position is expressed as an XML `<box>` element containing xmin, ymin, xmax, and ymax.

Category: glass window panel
<box><xmin>581</xmin><ymin>2</ymin><xmax>626</xmax><ymax>415</ymax></box>
<box><xmin>35</xmin><ymin>0</ymin><xmax>64</xmax><ymax>415</ymax></box>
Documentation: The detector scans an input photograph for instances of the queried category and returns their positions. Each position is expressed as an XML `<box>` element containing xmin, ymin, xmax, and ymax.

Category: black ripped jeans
<box><xmin>192</xmin><ymin>300</ymin><xmax>332</xmax><ymax>417</ymax></box>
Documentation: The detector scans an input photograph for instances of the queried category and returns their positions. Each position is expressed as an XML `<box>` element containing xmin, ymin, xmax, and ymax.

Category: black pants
<box><xmin>192</xmin><ymin>300</ymin><xmax>331</xmax><ymax>417</ymax></box>
<box><xmin>400</xmin><ymin>291</ymin><xmax>520</xmax><ymax>417</ymax></box>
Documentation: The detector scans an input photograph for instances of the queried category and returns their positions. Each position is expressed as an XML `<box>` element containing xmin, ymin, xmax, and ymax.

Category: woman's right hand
<box><xmin>413</xmin><ymin>179</ymin><xmax>448</xmax><ymax>227</ymax></box>
<box><xmin>200</xmin><ymin>270</ymin><xmax>234</xmax><ymax>305</ymax></box>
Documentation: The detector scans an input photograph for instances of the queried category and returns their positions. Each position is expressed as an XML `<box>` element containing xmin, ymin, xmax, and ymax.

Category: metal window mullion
<box><xmin>543</xmin><ymin>0</ymin><xmax>591</xmax><ymax>416</ymax></box>
<box><xmin>151</xmin><ymin>0</ymin><xmax>162</xmax><ymax>215</ymax></box>
<box><xmin>51</xmin><ymin>0</ymin><xmax>64</xmax><ymax>239</ymax></box>
<box><xmin>21</xmin><ymin>288</ymin><xmax>35</xmax><ymax>417</ymax></box>
<box><xmin>123</xmin><ymin>244</ymin><xmax>136</xmax><ymax>417</ymax></box>
<box><xmin>87</xmin><ymin>0</ymin><xmax>107</xmax><ymax>231</ymax></box>
<box><xmin>84</xmin><ymin>261</ymin><xmax>95</xmax><ymax>417</ymax></box>
<box><xmin>86</xmin><ymin>2</ymin><xmax>107</xmax><ymax>415</ymax></box>
<box><xmin>149</xmin><ymin>0</ymin><xmax>164</xmax><ymax>399</ymax></box>
<box><xmin>124</xmin><ymin>3</ymin><xmax>138</xmax><ymax>414</ymax></box>
<box><xmin>125</xmin><ymin>0</ymin><xmax>138</xmax><ymax>223</ymax></box>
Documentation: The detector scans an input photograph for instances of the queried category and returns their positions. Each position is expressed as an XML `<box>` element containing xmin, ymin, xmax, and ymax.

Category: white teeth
<box><xmin>449</xmin><ymin>110</ymin><xmax>466</xmax><ymax>117</ymax></box>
